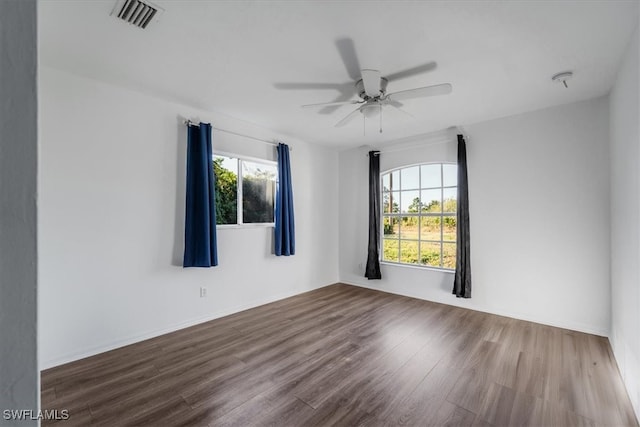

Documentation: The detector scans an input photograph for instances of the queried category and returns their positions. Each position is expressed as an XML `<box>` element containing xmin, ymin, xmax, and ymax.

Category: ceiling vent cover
<box><xmin>111</xmin><ymin>0</ymin><xmax>164</xmax><ymax>29</ymax></box>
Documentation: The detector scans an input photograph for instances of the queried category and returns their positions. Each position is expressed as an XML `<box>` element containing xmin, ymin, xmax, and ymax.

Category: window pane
<box><xmin>383</xmin><ymin>192</ymin><xmax>390</xmax><ymax>214</ymax></box>
<box><xmin>443</xmin><ymin>242</ymin><xmax>456</xmax><ymax>269</ymax></box>
<box><xmin>383</xmin><ymin>216</ymin><xmax>395</xmax><ymax>237</ymax></box>
<box><xmin>401</xmin><ymin>166</ymin><xmax>420</xmax><ymax>190</ymax></box>
<box><xmin>443</xmin><ymin>188</ymin><xmax>457</xmax><ymax>213</ymax></box>
<box><xmin>213</xmin><ymin>155</ymin><xmax>238</xmax><ymax>224</ymax></box>
<box><xmin>420</xmin><ymin>241</ymin><xmax>441</xmax><ymax>267</ymax></box>
<box><xmin>420</xmin><ymin>216</ymin><xmax>441</xmax><ymax>241</ymax></box>
<box><xmin>389</xmin><ymin>170</ymin><xmax>400</xmax><ymax>192</ymax></box>
<box><xmin>383</xmin><ymin>192</ymin><xmax>400</xmax><ymax>214</ymax></box>
<box><xmin>399</xmin><ymin>217</ymin><xmax>418</xmax><ymax>240</ymax></box>
<box><xmin>422</xmin><ymin>189</ymin><xmax>441</xmax><ymax>213</ymax></box>
<box><xmin>383</xmin><ymin>239</ymin><xmax>399</xmax><ymax>262</ymax></box>
<box><xmin>400</xmin><ymin>190</ymin><xmax>420</xmax><ymax>213</ymax></box>
<box><xmin>443</xmin><ymin>215</ymin><xmax>456</xmax><ymax>241</ymax></box>
<box><xmin>382</xmin><ymin>173</ymin><xmax>390</xmax><ymax>192</ymax></box>
<box><xmin>385</xmin><ymin>191</ymin><xmax>399</xmax><ymax>213</ymax></box>
<box><xmin>400</xmin><ymin>240</ymin><xmax>419</xmax><ymax>264</ymax></box>
<box><xmin>443</xmin><ymin>164</ymin><xmax>457</xmax><ymax>187</ymax></box>
<box><xmin>421</xmin><ymin>164</ymin><xmax>441</xmax><ymax>188</ymax></box>
<box><xmin>242</xmin><ymin>160</ymin><xmax>277</xmax><ymax>223</ymax></box>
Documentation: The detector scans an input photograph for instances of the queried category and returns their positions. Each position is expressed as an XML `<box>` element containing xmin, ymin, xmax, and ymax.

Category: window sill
<box><xmin>217</xmin><ymin>223</ymin><xmax>274</xmax><ymax>229</ymax></box>
<box><xmin>380</xmin><ymin>261</ymin><xmax>455</xmax><ymax>274</ymax></box>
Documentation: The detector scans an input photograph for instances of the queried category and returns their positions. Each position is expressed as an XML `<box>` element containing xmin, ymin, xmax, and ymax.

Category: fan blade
<box><xmin>385</xmin><ymin>62</ymin><xmax>437</xmax><ymax>82</ymax></box>
<box><xmin>335</xmin><ymin>106</ymin><xmax>362</xmax><ymax>128</ymax></box>
<box><xmin>386</xmin><ymin>99</ymin><xmax>404</xmax><ymax>108</ymax></box>
<box><xmin>361</xmin><ymin>69</ymin><xmax>381</xmax><ymax>98</ymax></box>
<box><xmin>274</xmin><ymin>82</ymin><xmax>347</xmax><ymax>90</ymax></box>
<box><xmin>387</xmin><ymin>83</ymin><xmax>452</xmax><ymax>102</ymax></box>
<box><xmin>385</xmin><ymin>102</ymin><xmax>414</xmax><ymax>119</ymax></box>
<box><xmin>302</xmin><ymin>100</ymin><xmax>361</xmax><ymax>108</ymax></box>
<box><xmin>335</xmin><ymin>38</ymin><xmax>362</xmax><ymax>81</ymax></box>
<box><xmin>317</xmin><ymin>91</ymin><xmax>357</xmax><ymax>115</ymax></box>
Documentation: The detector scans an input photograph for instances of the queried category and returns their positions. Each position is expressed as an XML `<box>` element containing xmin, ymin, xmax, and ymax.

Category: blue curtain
<box><xmin>183</xmin><ymin>123</ymin><xmax>218</xmax><ymax>267</ymax></box>
<box><xmin>275</xmin><ymin>143</ymin><xmax>295</xmax><ymax>256</ymax></box>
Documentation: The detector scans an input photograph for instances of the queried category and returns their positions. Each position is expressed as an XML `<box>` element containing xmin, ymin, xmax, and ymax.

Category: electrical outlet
<box><xmin>199</xmin><ymin>287</ymin><xmax>207</xmax><ymax>298</ymax></box>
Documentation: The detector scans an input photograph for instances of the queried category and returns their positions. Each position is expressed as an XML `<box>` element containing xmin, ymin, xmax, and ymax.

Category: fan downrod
<box><xmin>355</xmin><ymin>77</ymin><xmax>388</xmax><ymax>101</ymax></box>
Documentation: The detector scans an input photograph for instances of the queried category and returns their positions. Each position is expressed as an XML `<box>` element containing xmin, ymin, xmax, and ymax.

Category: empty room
<box><xmin>2</xmin><ymin>0</ymin><xmax>640</xmax><ymax>425</ymax></box>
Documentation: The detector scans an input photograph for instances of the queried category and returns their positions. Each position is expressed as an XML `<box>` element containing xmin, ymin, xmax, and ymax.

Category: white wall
<box><xmin>609</xmin><ymin>18</ymin><xmax>640</xmax><ymax>419</ymax></box>
<box><xmin>339</xmin><ymin>97</ymin><xmax>611</xmax><ymax>336</ymax></box>
<box><xmin>0</xmin><ymin>1</ymin><xmax>39</xmax><ymax>423</ymax></box>
<box><xmin>39</xmin><ymin>67</ymin><xmax>339</xmax><ymax>368</ymax></box>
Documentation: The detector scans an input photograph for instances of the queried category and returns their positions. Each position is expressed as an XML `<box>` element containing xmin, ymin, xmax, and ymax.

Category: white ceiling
<box><xmin>39</xmin><ymin>0</ymin><xmax>638</xmax><ymax>149</ymax></box>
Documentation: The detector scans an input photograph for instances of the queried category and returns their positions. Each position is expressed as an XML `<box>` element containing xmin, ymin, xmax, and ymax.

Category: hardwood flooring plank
<box><xmin>91</xmin><ymin>395</ymin><xmax>190</xmax><ymax>427</ymax></box>
<box><xmin>386</xmin><ymin>392</ymin><xmax>476</xmax><ymax>427</ymax></box>
<box><xmin>446</xmin><ymin>340</ymin><xmax>504</xmax><ymax>414</ymax></box>
<box><xmin>335</xmin><ymin>329</ymin><xmax>443</xmax><ymax>420</ymax></box>
<box><xmin>45</xmin><ymin>365</ymin><xmax>160</xmax><ymax>414</ymax></box>
<box><xmin>510</xmin><ymin>350</ymin><xmax>545</xmax><ymax>397</ymax></box>
<box><xmin>211</xmin><ymin>381</ymin><xmax>308</xmax><ymax>427</ymax></box>
<box><xmin>292</xmin><ymin>299</ymin><xmax>433</xmax><ymax>409</ymax></box>
<box><xmin>297</xmin><ymin>394</ymin><xmax>381</xmax><ymax>427</ymax></box>
<box><xmin>41</xmin><ymin>342</ymin><xmax>162</xmax><ymax>385</ymax></box>
<box><xmin>250</xmin><ymin>397</ymin><xmax>315</xmax><ymax>427</ymax></box>
<box><xmin>476</xmin><ymin>382</ymin><xmax>521</xmax><ymax>426</ymax></box>
<box><xmin>42</xmin><ymin>407</ymin><xmax>93</xmax><ymax>427</ymax></box>
<box><xmin>41</xmin><ymin>386</ymin><xmax>56</xmax><ymax>404</ymax></box>
<box><xmin>52</xmin><ymin>358</ymin><xmax>160</xmax><ymax>398</ymax></box>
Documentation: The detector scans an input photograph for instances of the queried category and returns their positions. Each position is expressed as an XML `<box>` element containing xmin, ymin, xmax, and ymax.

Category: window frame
<box><xmin>380</xmin><ymin>162</ymin><xmax>457</xmax><ymax>271</ymax></box>
<box><xmin>214</xmin><ymin>150</ymin><xmax>277</xmax><ymax>228</ymax></box>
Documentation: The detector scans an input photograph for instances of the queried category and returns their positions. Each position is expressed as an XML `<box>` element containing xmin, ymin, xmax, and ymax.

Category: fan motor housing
<box><xmin>356</xmin><ymin>77</ymin><xmax>388</xmax><ymax>100</ymax></box>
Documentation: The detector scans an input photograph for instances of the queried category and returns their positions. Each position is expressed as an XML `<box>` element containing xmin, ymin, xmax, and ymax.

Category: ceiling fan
<box><xmin>274</xmin><ymin>38</ymin><xmax>452</xmax><ymax>133</ymax></box>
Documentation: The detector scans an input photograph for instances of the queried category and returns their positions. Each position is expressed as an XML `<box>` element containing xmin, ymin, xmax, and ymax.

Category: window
<box><xmin>382</xmin><ymin>163</ymin><xmax>457</xmax><ymax>269</ymax></box>
<box><xmin>213</xmin><ymin>154</ymin><xmax>277</xmax><ymax>225</ymax></box>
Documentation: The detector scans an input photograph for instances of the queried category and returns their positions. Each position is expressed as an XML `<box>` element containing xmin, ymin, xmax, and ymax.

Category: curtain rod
<box><xmin>365</xmin><ymin>128</ymin><xmax>464</xmax><ymax>156</ymax></box>
<box><xmin>184</xmin><ymin>119</ymin><xmax>290</xmax><ymax>150</ymax></box>
<box><xmin>367</xmin><ymin>137</ymin><xmax>455</xmax><ymax>156</ymax></box>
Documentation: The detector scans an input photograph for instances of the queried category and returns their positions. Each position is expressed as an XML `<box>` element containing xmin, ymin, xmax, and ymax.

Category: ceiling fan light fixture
<box><xmin>359</xmin><ymin>103</ymin><xmax>380</xmax><ymax>118</ymax></box>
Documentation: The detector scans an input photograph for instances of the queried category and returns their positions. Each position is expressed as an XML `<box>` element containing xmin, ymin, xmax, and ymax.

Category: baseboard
<box><xmin>40</xmin><ymin>282</ymin><xmax>335</xmax><ymax>370</ymax></box>
<box><xmin>339</xmin><ymin>280</ymin><xmax>609</xmax><ymax>337</ymax></box>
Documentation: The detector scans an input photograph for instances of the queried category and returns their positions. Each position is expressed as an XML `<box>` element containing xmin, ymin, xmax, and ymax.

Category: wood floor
<box><xmin>41</xmin><ymin>283</ymin><xmax>638</xmax><ymax>426</ymax></box>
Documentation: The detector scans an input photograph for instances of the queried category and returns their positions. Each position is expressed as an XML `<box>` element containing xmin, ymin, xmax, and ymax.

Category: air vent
<box><xmin>111</xmin><ymin>0</ymin><xmax>163</xmax><ymax>29</ymax></box>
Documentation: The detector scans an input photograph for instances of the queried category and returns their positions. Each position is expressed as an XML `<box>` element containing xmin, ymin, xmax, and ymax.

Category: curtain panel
<box><xmin>365</xmin><ymin>150</ymin><xmax>382</xmax><ymax>279</ymax></box>
<box><xmin>275</xmin><ymin>143</ymin><xmax>295</xmax><ymax>256</ymax></box>
<box><xmin>183</xmin><ymin>123</ymin><xmax>218</xmax><ymax>267</ymax></box>
<box><xmin>453</xmin><ymin>134</ymin><xmax>471</xmax><ymax>297</ymax></box>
